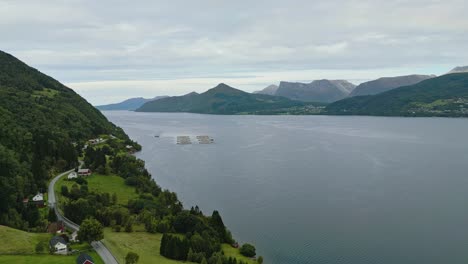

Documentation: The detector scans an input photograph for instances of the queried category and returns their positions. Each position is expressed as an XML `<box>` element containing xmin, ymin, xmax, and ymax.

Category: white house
<box><xmin>49</xmin><ymin>236</ymin><xmax>67</xmax><ymax>254</ymax></box>
<box><xmin>32</xmin><ymin>193</ymin><xmax>44</xmax><ymax>202</ymax></box>
<box><xmin>78</xmin><ymin>168</ymin><xmax>92</xmax><ymax>176</ymax></box>
<box><xmin>68</xmin><ymin>172</ymin><xmax>78</xmax><ymax>179</ymax></box>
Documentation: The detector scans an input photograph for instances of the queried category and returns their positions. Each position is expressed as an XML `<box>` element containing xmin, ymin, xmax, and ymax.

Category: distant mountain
<box><xmin>254</xmin><ymin>84</ymin><xmax>279</xmax><ymax>95</ymax></box>
<box><xmin>448</xmin><ymin>66</ymin><xmax>468</xmax><ymax>74</ymax></box>
<box><xmin>136</xmin><ymin>83</ymin><xmax>313</xmax><ymax>114</ymax></box>
<box><xmin>349</xmin><ymin>75</ymin><xmax>435</xmax><ymax>97</ymax></box>
<box><xmin>95</xmin><ymin>96</ymin><xmax>168</xmax><ymax>111</ymax></box>
<box><xmin>326</xmin><ymin>73</ymin><xmax>468</xmax><ymax>117</ymax></box>
<box><xmin>275</xmin><ymin>80</ymin><xmax>356</xmax><ymax>103</ymax></box>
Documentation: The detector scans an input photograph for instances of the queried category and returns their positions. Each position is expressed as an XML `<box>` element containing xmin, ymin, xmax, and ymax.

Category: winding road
<box><xmin>48</xmin><ymin>166</ymin><xmax>119</xmax><ymax>264</ymax></box>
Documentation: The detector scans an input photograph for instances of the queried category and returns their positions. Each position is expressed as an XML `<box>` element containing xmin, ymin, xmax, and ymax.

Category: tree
<box><xmin>61</xmin><ymin>185</ymin><xmax>69</xmax><ymax>197</ymax></box>
<box><xmin>48</xmin><ymin>208</ymin><xmax>57</xmax><ymax>222</ymax></box>
<box><xmin>125</xmin><ymin>252</ymin><xmax>139</xmax><ymax>264</ymax></box>
<box><xmin>187</xmin><ymin>248</ymin><xmax>194</xmax><ymax>262</ymax></box>
<box><xmin>125</xmin><ymin>222</ymin><xmax>133</xmax><ymax>232</ymax></box>
<box><xmin>35</xmin><ymin>241</ymin><xmax>45</xmax><ymax>253</ymax></box>
<box><xmin>77</xmin><ymin>218</ymin><xmax>104</xmax><ymax>243</ymax></box>
<box><xmin>257</xmin><ymin>256</ymin><xmax>264</xmax><ymax>264</ymax></box>
<box><xmin>201</xmin><ymin>257</ymin><xmax>208</xmax><ymax>264</ymax></box>
<box><xmin>210</xmin><ymin>210</ymin><xmax>226</xmax><ymax>241</ymax></box>
<box><xmin>112</xmin><ymin>193</ymin><xmax>117</xmax><ymax>204</ymax></box>
<box><xmin>239</xmin><ymin>243</ymin><xmax>256</xmax><ymax>257</ymax></box>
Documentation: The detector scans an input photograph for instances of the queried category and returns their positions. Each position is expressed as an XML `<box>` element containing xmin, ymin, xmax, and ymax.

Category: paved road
<box><xmin>48</xmin><ymin>164</ymin><xmax>119</xmax><ymax>264</ymax></box>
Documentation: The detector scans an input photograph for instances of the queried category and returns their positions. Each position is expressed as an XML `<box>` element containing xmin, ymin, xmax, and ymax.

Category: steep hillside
<box><xmin>275</xmin><ymin>80</ymin><xmax>356</xmax><ymax>102</ymax></box>
<box><xmin>136</xmin><ymin>83</ymin><xmax>311</xmax><ymax>114</ymax></box>
<box><xmin>448</xmin><ymin>66</ymin><xmax>468</xmax><ymax>74</ymax></box>
<box><xmin>0</xmin><ymin>50</ymin><xmax>133</xmax><ymax>229</ymax></box>
<box><xmin>253</xmin><ymin>84</ymin><xmax>279</xmax><ymax>95</ymax></box>
<box><xmin>326</xmin><ymin>73</ymin><xmax>468</xmax><ymax>117</ymax></box>
<box><xmin>95</xmin><ymin>96</ymin><xmax>169</xmax><ymax>111</ymax></box>
<box><xmin>349</xmin><ymin>74</ymin><xmax>434</xmax><ymax>96</ymax></box>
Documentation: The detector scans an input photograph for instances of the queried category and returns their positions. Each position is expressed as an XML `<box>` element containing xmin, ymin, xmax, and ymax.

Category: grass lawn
<box><xmin>55</xmin><ymin>173</ymin><xmax>138</xmax><ymax>206</ymax></box>
<box><xmin>0</xmin><ymin>252</ymin><xmax>103</xmax><ymax>264</ymax></box>
<box><xmin>222</xmin><ymin>244</ymin><xmax>257</xmax><ymax>264</ymax></box>
<box><xmin>0</xmin><ymin>225</ymin><xmax>50</xmax><ymax>254</ymax></box>
<box><xmin>86</xmin><ymin>174</ymin><xmax>138</xmax><ymax>205</ymax></box>
<box><xmin>0</xmin><ymin>225</ymin><xmax>103</xmax><ymax>264</ymax></box>
<box><xmin>102</xmin><ymin>228</ymin><xmax>189</xmax><ymax>264</ymax></box>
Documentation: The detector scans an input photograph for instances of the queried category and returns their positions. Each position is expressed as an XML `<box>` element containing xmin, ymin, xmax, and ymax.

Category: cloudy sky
<box><xmin>1</xmin><ymin>0</ymin><xmax>467</xmax><ymax>105</ymax></box>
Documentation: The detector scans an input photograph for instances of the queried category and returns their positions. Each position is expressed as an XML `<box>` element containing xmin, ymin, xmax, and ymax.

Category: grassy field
<box><xmin>221</xmin><ymin>244</ymin><xmax>257</xmax><ymax>264</ymax></box>
<box><xmin>0</xmin><ymin>252</ymin><xmax>103</xmax><ymax>264</ymax></box>
<box><xmin>0</xmin><ymin>225</ymin><xmax>50</xmax><ymax>254</ymax></box>
<box><xmin>55</xmin><ymin>173</ymin><xmax>138</xmax><ymax>206</ymax></box>
<box><xmin>0</xmin><ymin>225</ymin><xmax>103</xmax><ymax>264</ymax></box>
<box><xmin>102</xmin><ymin>228</ymin><xmax>189</xmax><ymax>264</ymax></box>
<box><xmin>86</xmin><ymin>173</ymin><xmax>138</xmax><ymax>205</ymax></box>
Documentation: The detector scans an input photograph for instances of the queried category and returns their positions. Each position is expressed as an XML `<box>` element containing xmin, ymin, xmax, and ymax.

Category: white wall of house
<box><xmin>54</xmin><ymin>242</ymin><xmax>67</xmax><ymax>252</ymax></box>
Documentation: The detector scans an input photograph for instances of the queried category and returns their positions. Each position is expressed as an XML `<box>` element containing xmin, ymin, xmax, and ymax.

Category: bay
<box><xmin>104</xmin><ymin>111</ymin><xmax>468</xmax><ymax>264</ymax></box>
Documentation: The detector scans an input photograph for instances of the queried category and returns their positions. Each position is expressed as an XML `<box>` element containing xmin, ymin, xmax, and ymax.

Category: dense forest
<box><xmin>325</xmin><ymin>73</ymin><xmax>468</xmax><ymax>117</ymax></box>
<box><xmin>0</xmin><ymin>50</ymin><xmax>136</xmax><ymax>229</ymax></box>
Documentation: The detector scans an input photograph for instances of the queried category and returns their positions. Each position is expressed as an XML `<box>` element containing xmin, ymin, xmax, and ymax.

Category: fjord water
<box><xmin>104</xmin><ymin>111</ymin><xmax>468</xmax><ymax>264</ymax></box>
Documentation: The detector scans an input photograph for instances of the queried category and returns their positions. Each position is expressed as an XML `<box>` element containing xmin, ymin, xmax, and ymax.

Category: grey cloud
<box><xmin>1</xmin><ymin>0</ymin><xmax>467</xmax><ymax>104</ymax></box>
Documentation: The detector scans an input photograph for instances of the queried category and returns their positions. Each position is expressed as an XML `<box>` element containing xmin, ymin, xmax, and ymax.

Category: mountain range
<box><xmin>349</xmin><ymin>74</ymin><xmax>435</xmax><ymax>97</ymax></box>
<box><xmin>95</xmin><ymin>96</ymin><xmax>168</xmax><ymax>111</ymax></box>
<box><xmin>255</xmin><ymin>80</ymin><xmax>356</xmax><ymax>103</ymax></box>
<box><xmin>449</xmin><ymin>66</ymin><xmax>468</xmax><ymax>74</ymax></box>
<box><xmin>136</xmin><ymin>83</ymin><xmax>317</xmax><ymax>114</ymax></box>
<box><xmin>326</xmin><ymin>72</ymin><xmax>468</xmax><ymax>117</ymax></box>
<box><xmin>253</xmin><ymin>84</ymin><xmax>279</xmax><ymax>95</ymax></box>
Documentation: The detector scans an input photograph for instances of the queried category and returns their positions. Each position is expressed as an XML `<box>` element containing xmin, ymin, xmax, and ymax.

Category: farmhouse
<box><xmin>49</xmin><ymin>236</ymin><xmax>67</xmax><ymax>254</ymax></box>
<box><xmin>77</xmin><ymin>253</ymin><xmax>94</xmax><ymax>264</ymax></box>
<box><xmin>31</xmin><ymin>193</ymin><xmax>45</xmax><ymax>206</ymax></box>
<box><xmin>78</xmin><ymin>169</ymin><xmax>92</xmax><ymax>176</ymax></box>
<box><xmin>68</xmin><ymin>172</ymin><xmax>78</xmax><ymax>179</ymax></box>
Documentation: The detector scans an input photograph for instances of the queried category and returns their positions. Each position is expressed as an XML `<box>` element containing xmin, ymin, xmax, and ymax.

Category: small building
<box><xmin>47</xmin><ymin>221</ymin><xmax>64</xmax><ymax>234</ymax></box>
<box><xmin>68</xmin><ymin>172</ymin><xmax>78</xmax><ymax>179</ymax></box>
<box><xmin>77</xmin><ymin>253</ymin><xmax>94</xmax><ymax>264</ymax></box>
<box><xmin>31</xmin><ymin>193</ymin><xmax>45</xmax><ymax>207</ymax></box>
<box><xmin>78</xmin><ymin>169</ymin><xmax>92</xmax><ymax>176</ymax></box>
<box><xmin>32</xmin><ymin>193</ymin><xmax>43</xmax><ymax>202</ymax></box>
<box><xmin>70</xmin><ymin>230</ymin><xmax>79</xmax><ymax>242</ymax></box>
<box><xmin>49</xmin><ymin>236</ymin><xmax>67</xmax><ymax>254</ymax></box>
<box><xmin>89</xmin><ymin>138</ymin><xmax>104</xmax><ymax>145</ymax></box>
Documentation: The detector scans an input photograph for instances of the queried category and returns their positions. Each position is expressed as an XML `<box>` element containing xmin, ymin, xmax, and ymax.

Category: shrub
<box><xmin>240</xmin><ymin>243</ymin><xmax>256</xmax><ymax>257</ymax></box>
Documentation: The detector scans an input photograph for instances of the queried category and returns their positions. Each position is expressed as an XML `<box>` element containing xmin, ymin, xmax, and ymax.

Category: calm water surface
<box><xmin>104</xmin><ymin>111</ymin><xmax>468</xmax><ymax>264</ymax></box>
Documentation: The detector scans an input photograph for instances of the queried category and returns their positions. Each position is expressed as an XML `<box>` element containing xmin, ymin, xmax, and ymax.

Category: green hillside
<box><xmin>0</xmin><ymin>50</ymin><xmax>133</xmax><ymax>229</ymax></box>
<box><xmin>136</xmin><ymin>83</ymin><xmax>314</xmax><ymax>114</ymax></box>
<box><xmin>325</xmin><ymin>73</ymin><xmax>468</xmax><ymax>117</ymax></box>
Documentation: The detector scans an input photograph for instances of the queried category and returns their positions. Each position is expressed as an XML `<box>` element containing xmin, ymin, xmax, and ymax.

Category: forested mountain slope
<box><xmin>326</xmin><ymin>73</ymin><xmax>468</xmax><ymax>117</ymax></box>
<box><xmin>0</xmin><ymin>50</ymin><xmax>131</xmax><ymax>229</ymax></box>
<box><xmin>136</xmin><ymin>83</ymin><xmax>310</xmax><ymax>114</ymax></box>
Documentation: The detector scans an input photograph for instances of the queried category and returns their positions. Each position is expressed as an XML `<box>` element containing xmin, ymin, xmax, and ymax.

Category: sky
<box><xmin>1</xmin><ymin>0</ymin><xmax>467</xmax><ymax>105</ymax></box>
